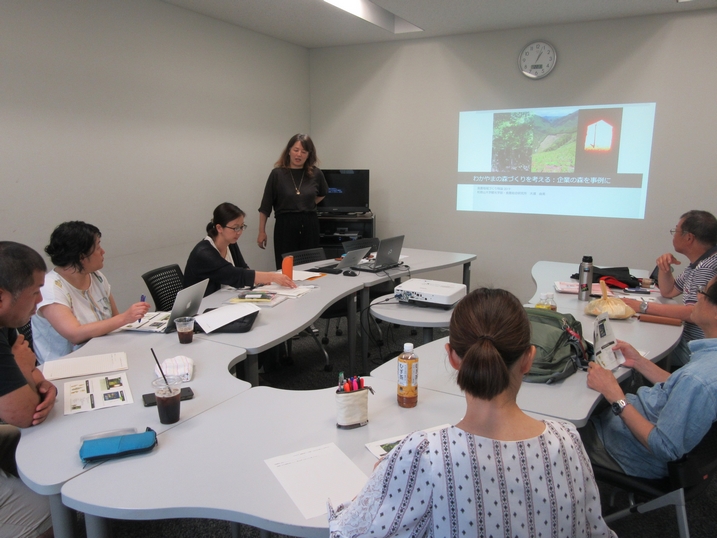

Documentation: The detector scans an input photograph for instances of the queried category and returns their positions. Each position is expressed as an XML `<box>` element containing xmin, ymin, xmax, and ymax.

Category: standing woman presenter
<box><xmin>257</xmin><ymin>134</ymin><xmax>328</xmax><ymax>269</ymax></box>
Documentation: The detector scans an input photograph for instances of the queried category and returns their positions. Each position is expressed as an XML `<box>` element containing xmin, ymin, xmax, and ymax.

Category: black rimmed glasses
<box><xmin>225</xmin><ymin>224</ymin><xmax>248</xmax><ymax>233</ymax></box>
<box><xmin>698</xmin><ymin>285</ymin><xmax>717</xmax><ymax>303</ymax></box>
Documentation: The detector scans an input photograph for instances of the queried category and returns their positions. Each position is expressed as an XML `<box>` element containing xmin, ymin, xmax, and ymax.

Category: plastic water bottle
<box><xmin>397</xmin><ymin>343</ymin><xmax>418</xmax><ymax>408</ymax></box>
<box><xmin>535</xmin><ymin>293</ymin><xmax>552</xmax><ymax>309</ymax></box>
<box><xmin>546</xmin><ymin>293</ymin><xmax>558</xmax><ymax>311</ymax></box>
<box><xmin>578</xmin><ymin>256</ymin><xmax>594</xmax><ymax>301</ymax></box>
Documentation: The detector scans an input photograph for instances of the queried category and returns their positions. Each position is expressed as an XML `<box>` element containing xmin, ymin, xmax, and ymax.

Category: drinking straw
<box><xmin>150</xmin><ymin>348</ymin><xmax>169</xmax><ymax>386</ymax></box>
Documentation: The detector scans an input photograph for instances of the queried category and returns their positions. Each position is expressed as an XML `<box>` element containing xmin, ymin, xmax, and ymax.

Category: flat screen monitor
<box><xmin>318</xmin><ymin>169</ymin><xmax>370</xmax><ymax>214</ymax></box>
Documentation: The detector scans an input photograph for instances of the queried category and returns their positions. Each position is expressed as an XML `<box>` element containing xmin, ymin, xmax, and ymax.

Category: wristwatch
<box><xmin>639</xmin><ymin>300</ymin><xmax>649</xmax><ymax>314</ymax></box>
<box><xmin>611</xmin><ymin>399</ymin><xmax>628</xmax><ymax>416</ymax></box>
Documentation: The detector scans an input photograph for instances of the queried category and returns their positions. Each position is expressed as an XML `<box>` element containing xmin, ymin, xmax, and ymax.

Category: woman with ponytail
<box><xmin>183</xmin><ymin>203</ymin><xmax>295</xmax><ymax>296</ymax></box>
<box><xmin>329</xmin><ymin>288</ymin><xmax>615</xmax><ymax>538</ymax></box>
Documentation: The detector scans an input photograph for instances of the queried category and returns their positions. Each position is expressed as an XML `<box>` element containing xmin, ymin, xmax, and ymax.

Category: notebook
<box><xmin>122</xmin><ymin>279</ymin><xmax>209</xmax><ymax>333</ymax></box>
<box><xmin>352</xmin><ymin>236</ymin><xmax>404</xmax><ymax>273</ymax></box>
<box><xmin>306</xmin><ymin>247</ymin><xmax>371</xmax><ymax>274</ymax></box>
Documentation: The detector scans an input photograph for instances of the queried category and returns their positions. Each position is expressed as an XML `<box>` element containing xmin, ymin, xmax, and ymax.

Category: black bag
<box><xmin>570</xmin><ymin>266</ymin><xmax>640</xmax><ymax>288</ymax></box>
<box><xmin>524</xmin><ymin>307</ymin><xmax>592</xmax><ymax>384</ymax></box>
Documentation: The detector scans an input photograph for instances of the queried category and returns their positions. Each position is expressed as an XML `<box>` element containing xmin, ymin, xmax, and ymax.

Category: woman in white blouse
<box><xmin>32</xmin><ymin>221</ymin><xmax>150</xmax><ymax>363</ymax></box>
<box><xmin>328</xmin><ymin>288</ymin><xmax>616</xmax><ymax>538</ymax></box>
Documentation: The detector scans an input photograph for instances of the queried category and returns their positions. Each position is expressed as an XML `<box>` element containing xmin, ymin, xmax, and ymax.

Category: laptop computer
<box><xmin>307</xmin><ymin>247</ymin><xmax>371</xmax><ymax>274</ymax></box>
<box><xmin>122</xmin><ymin>279</ymin><xmax>209</xmax><ymax>333</ymax></box>
<box><xmin>352</xmin><ymin>235</ymin><xmax>404</xmax><ymax>273</ymax></box>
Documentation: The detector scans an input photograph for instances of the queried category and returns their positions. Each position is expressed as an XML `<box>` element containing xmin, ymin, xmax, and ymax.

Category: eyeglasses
<box><xmin>670</xmin><ymin>228</ymin><xmax>680</xmax><ymax>236</ymax></box>
<box><xmin>224</xmin><ymin>224</ymin><xmax>248</xmax><ymax>232</ymax></box>
<box><xmin>698</xmin><ymin>285</ymin><xmax>716</xmax><ymax>303</ymax></box>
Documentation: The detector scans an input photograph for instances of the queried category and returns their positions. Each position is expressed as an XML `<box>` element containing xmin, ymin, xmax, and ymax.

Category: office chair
<box><xmin>594</xmin><ymin>422</ymin><xmax>717</xmax><ymax>538</ymax></box>
<box><xmin>344</xmin><ymin>237</ymin><xmax>404</xmax><ymax>344</ymax></box>
<box><xmin>343</xmin><ymin>237</ymin><xmax>379</xmax><ymax>255</ymax></box>
<box><xmin>282</xmin><ymin>248</ymin><xmax>334</xmax><ymax>371</ymax></box>
<box><xmin>17</xmin><ymin>322</ymin><xmax>34</xmax><ymax>353</ymax></box>
<box><xmin>141</xmin><ymin>264</ymin><xmax>184</xmax><ymax>312</ymax></box>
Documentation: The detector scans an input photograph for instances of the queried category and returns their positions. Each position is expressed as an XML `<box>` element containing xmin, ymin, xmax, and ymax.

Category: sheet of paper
<box><xmin>255</xmin><ymin>285</ymin><xmax>313</xmax><ymax>298</ymax></box>
<box><xmin>265</xmin><ymin>442</ymin><xmax>367</xmax><ymax>520</ymax></box>
<box><xmin>42</xmin><ymin>352</ymin><xmax>128</xmax><ymax>381</ymax></box>
<box><xmin>194</xmin><ymin>303</ymin><xmax>260</xmax><ymax>333</ymax></box>
<box><xmin>63</xmin><ymin>373</ymin><xmax>134</xmax><ymax>415</ymax></box>
<box><xmin>593</xmin><ymin>312</ymin><xmax>625</xmax><ymax>370</ymax></box>
<box><xmin>275</xmin><ymin>269</ymin><xmax>317</xmax><ymax>282</ymax></box>
<box><xmin>554</xmin><ymin>281</ymin><xmax>614</xmax><ymax>296</ymax></box>
<box><xmin>121</xmin><ymin>311</ymin><xmax>169</xmax><ymax>332</ymax></box>
<box><xmin>365</xmin><ymin>424</ymin><xmax>451</xmax><ymax>459</ymax></box>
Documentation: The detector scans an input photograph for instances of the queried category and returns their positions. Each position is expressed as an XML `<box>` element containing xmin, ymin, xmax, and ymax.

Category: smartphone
<box><xmin>142</xmin><ymin>387</ymin><xmax>194</xmax><ymax>407</ymax></box>
<box><xmin>624</xmin><ymin>287</ymin><xmax>651</xmax><ymax>294</ymax></box>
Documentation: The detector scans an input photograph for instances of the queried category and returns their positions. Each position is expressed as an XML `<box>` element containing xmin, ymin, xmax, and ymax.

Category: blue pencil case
<box><xmin>79</xmin><ymin>427</ymin><xmax>157</xmax><ymax>463</ymax></box>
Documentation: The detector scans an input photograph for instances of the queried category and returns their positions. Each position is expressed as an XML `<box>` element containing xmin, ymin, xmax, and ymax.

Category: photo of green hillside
<box><xmin>492</xmin><ymin>109</ymin><xmax>578</xmax><ymax>173</ymax></box>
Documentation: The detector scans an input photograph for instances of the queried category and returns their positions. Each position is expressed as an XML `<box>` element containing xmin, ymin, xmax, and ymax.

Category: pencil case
<box><xmin>336</xmin><ymin>387</ymin><xmax>372</xmax><ymax>429</ymax></box>
<box><xmin>79</xmin><ymin>427</ymin><xmax>157</xmax><ymax>463</ymax></box>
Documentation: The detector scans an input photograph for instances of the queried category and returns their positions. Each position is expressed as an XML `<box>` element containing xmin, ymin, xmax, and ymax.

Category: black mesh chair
<box><xmin>594</xmin><ymin>422</ymin><xmax>717</xmax><ymax>538</ymax></box>
<box><xmin>282</xmin><ymin>248</ymin><xmax>338</xmax><ymax>371</ymax></box>
<box><xmin>343</xmin><ymin>237</ymin><xmax>379</xmax><ymax>255</ymax></box>
<box><xmin>344</xmin><ymin>238</ymin><xmax>403</xmax><ymax>343</ymax></box>
<box><xmin>283</xmin><ymin>247</ymin><xmax>327</xmax><ymax>266</ymax></box>
<box><xmin>17</xmin><ymin>322</ymin><xmax>34</xmax><ymax>353</ymax></box>
<box><xmin>141</xmin><ymin>264</ymin><xmax>184</xmax><ymax>312</ymax></box>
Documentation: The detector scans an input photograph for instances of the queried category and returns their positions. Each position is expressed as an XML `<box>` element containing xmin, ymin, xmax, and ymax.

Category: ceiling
<box><xmin>160</xmin><ymin>0</ymin><xmax>717</xmax><ymax>49</ymax></box>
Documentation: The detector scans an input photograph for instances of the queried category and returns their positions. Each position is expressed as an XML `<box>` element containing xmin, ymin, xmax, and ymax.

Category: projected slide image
<box><xmin>457</xmin><ymin>103</ymin><xmax>655</xmax><ymax>219</ymax></box>
<box><xmin>492</xmin><ymin>110</ymin><xmax>577</xmax><ymax>173</ymax></box>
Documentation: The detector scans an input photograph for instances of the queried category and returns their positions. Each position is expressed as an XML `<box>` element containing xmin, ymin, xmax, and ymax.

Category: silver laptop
<box><xmin>352</xmin><ymin>236</ymin><xmax>404</xmax><ymax>273</ymax></box>
<box><xmin>307</xmin><ymin>247</ymin><xmax>371</xmax><ymax>274</ymax></box>
<box><xmin>122</xmin><ymin>279</ymin><xmax>209</xmax><ymax>333</ymax></box>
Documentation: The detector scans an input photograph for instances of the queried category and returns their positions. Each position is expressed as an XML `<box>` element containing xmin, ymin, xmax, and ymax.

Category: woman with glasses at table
<box><xmin>328</xmin><ymin>288</ymin><xmax>615</xmax><ymax>538</ymax></box>
<box><xmin>31</xmin><ymin>221</ymin><xmax>151</xmax><ymax>363</ymax></box>
<box><xmin>183</xmin><ymin>202</ymin><xmax>295</xmax><ymax>297</ymax></box>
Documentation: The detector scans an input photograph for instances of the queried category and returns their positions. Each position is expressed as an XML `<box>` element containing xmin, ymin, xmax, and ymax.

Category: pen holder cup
<box><xmin>336</xmin><ymin>388</ymin><xmax>369</xmax><ymax>429</ymax></box>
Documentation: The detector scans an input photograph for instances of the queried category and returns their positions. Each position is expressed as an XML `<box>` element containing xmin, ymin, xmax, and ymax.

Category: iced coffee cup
<box><xmin>174</xmin><ymin>317</ymin><xmax>195</xmax><ymax>344</ymax></box>
<box><xmin>152</xmin><ymin>375</ymin><xmax>182</xmax><ymax>424</ymax></box>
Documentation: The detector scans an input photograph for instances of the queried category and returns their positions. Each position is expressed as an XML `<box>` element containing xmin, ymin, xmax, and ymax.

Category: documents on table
<box><xmin>225</xmin><ymin>293</ymin><xmax>288</xmax><ymax>308</ymax></box>
<box><xmin>42</xmin><ymin>352</ymin><xmax>128</xmax><ymax>381</ymax></box>
<box><xmin>63</xmin><ymin>373</ymin><xmax>134</xmax><ymax>415</ymax></box>
<box><xmin>255</xmin><ymin>284</ymin><xmax>314</xmax><ymax>298</ymax></box>
<box><xmin>265</xmin><ymin>442</ymin><xmax>367</xmax><ymax>519</ymax></box>
<box><xmin>194</xmin><ymin>303</ymin><xmax>260</xmax><ymax>333</ymax></box>
<box><xmin>277</xmin><ymin>269</ymin><xmax>318</xmax><ymax>282</ymax></box>
<box><xmin>554</xmin><ymin>282</ymin><xmax>614</xmax><ymax>296</ymax></box>
<box><xmin>365</xmin><ymin>424</ymin><xmax>451</xmax><ymax>459</ymax></box>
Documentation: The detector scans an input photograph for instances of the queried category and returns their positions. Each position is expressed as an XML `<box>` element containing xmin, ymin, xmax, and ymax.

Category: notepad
<box><xmin>42</xmin><ymin>352</ymin><xmax>128</xmax><ymax>381</ymax></box>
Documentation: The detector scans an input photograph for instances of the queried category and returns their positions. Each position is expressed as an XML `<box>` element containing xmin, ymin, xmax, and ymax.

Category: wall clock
<box><xmin>519</xmin><ymin>41</ymin><xmax>556</xmax><ymax>79</ymax></box>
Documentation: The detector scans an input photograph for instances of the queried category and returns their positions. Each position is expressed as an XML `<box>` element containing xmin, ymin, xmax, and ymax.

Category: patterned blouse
<box><xmin>328</xmin><ymin>421</ymin><xmax>615</xmax><ymax>538</ymax></box>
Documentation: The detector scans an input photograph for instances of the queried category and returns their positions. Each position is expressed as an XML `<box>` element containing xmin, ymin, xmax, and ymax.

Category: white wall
<box><xmin>0</xmin><ymin>0</ymin><xmax>309</xmax><ymax>309</ymax></box>
<box><xmin>309</xmin><ymin>11</ymin><xmax>717</xmax><ymax>301</ymax></box>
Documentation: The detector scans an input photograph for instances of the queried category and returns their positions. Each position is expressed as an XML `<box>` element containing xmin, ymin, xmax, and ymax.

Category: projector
<box><xmin>394</xmin><ymin>279</ymin><xmax>467</xmax><ymax>309</ymax></box>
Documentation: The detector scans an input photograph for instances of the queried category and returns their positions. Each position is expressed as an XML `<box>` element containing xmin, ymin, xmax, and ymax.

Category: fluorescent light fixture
<box><xmin>324</xmin><ymin>0</ymin><xmax>423</xmax><ymax>34</ymax></box>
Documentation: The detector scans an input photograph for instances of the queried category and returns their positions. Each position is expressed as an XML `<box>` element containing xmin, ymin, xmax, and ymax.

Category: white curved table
<box><xmin>17</xmin><ymin>331</ymin><xmax>249</xmax><ymax>538</ymax></box>
<box><xmin>62</xmin><ymin>377</ymin><xmax>523</xmax><ymax>537</ymax></box>
<box><xmin>369</xmin><ymin>294</ymin><xmax>453</xmax><ymax>344</ymax></box>
<box><xmin>371</xmin><ymin>261</ymin><xmax>683</xmax><ymax>428</ymax></box>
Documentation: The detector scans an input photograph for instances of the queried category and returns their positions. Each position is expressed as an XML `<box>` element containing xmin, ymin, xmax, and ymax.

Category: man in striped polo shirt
<box><xmin>624</xmin><ymin>210</ymin><xmax>717</xmax><ymax>367</ymax></box>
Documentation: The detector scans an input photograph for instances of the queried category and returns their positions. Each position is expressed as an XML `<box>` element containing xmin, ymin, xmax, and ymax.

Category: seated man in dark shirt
<box><xmin>0</xmin><ymin>241</ymin><xmax>56</xmax><ymax>538</ymax></box>
<box><xmin>582</xmin><ymin>276</ymin><xmax>717</xmax><ymax>479</ymax></box>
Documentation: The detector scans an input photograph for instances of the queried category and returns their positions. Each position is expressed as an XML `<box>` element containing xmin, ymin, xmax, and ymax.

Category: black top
<box><xmin>258</xmin><ymin>167</ymin><xmax>328</xmax><ymax>217</ymax></box>
<box><xmin>0</xmin><ymin>328</ymin><xmax>28</xmax><ymax>399</ymax></box>
<box><xmin>183</xmin><ymin>239</ymin><xmax>255</xmax><ymax>296</ymax></box>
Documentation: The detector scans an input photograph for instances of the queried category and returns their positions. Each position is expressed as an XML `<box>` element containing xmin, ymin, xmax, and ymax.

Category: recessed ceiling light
<box><xmin>324</xmin><ymin>0</ymin><xmax>422</xmax><ymax>34</ymax></box>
